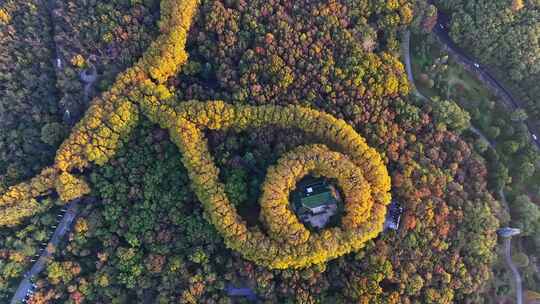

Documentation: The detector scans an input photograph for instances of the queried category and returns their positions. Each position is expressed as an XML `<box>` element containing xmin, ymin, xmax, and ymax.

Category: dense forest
<box><xmin>0</xmin><ymin>0</ymin><xmax>525</xmax><ymax>303</ymax></box>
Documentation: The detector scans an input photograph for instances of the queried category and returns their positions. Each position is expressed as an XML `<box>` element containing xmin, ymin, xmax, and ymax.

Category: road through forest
<box><xmin>430</xmin><ymin>8</ymin><xmax>540</xmax><ymax>149</ymax></box>
<box><xmin>10</xmin><ymin>201</ymin><xmax>80</xmax><ymax>304</ymax></box>
<box><xmin>10</xmin><ymin>0</ymin><xmax>94</xmax><ymax>301</ymax></box>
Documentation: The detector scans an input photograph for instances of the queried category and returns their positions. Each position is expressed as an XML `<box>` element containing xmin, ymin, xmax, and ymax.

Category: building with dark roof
<box><xmin>293</xmin><ymin>179</ymin><xmax>340</xmax><ymax>229</ymax></box>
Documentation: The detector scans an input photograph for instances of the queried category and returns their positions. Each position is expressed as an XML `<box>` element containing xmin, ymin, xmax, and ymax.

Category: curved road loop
<box><xmin>10</xmin><ymin>200</ymin><xmax>80</xmax><ymax>304</ymax></box>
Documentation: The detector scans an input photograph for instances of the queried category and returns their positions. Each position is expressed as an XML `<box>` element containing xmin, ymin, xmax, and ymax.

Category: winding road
<box><xmin>427</xmin><ymin>12</ymin><xmax>530</xmax><ymax>303</ymax></box>
<box><xmin>402</xmin><ymin>22</ymin><xmax>523</xmax><ymax>304</ymax></box>
<box><xmin>10</xmin><ymin>200</ymin><xmax>80</xmax><ymax>304</ymax></box>
<box><xmin>430</xmin><ymin>8</ymin><xmax>540</xmax><ymax>149</ymax></box>
<box><xmin>8</xmin><ymin>2</ymin><xmax>530</xmax><ymax>302</ymax></box>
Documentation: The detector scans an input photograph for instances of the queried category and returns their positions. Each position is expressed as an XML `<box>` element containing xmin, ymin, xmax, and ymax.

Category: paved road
<box><xmin>402</xmin><ymin>31</ymin><xmax>415</xmax><ymax>94</ymax></box>
<box><xmin>429</xmin><ymin>6</ymin><xmax>540</xmax><ymax>149</ymax></box>
<box><xmin>503</xmin><ymin>237</ymin><xmax>523</xmax><ymax>304</ymax></box>
<box><xmin>45</xmin><ymin>0</ymin><xmax>98</xmax><ymax>125</ymax></box>
<box><xmin>10</xmin><ymin>200</ymin><xmax>80</xmax><ymax>304</ymax></box>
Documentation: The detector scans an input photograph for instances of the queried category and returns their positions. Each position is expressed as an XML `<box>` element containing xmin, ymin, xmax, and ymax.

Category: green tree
<box><xmin>511</xmin><ymin>252</ymin><xmax>529</xmax><ymax>268</ymax></box>
<box><xmin>431</xmin><ymin>98</ymin><xmax>470</xmax><ymax>134</ymax></box>
<box><xmin>224</xmin><ymin>168</ymin><xmax>248</xmax><ymax>207</ymax></box>
<box><xmin>40</xmin><ymin>122</ymin><xmax>66</xmax><ymax>146</ymax></box>
<box><xmin>510</xmin><ymin>109</ymin><xmax>528</xmax><ymax>122</ymax></box>
<box><xmin>511</xmin><ymin>195</ymin><xmax>540</xmax><ymax>236</ymax></box>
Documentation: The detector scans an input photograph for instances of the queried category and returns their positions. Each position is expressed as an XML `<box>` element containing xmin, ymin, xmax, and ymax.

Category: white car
<box><xmin>473</xmin><ymin>63</ymin><xmax>480</xmax><ymax>68</ymax></box>
<box><xmin>533</xmin><ymin>134</ymin><xmax>538</xmax><ymax>140</ymax></box>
